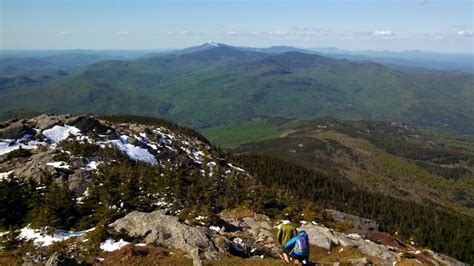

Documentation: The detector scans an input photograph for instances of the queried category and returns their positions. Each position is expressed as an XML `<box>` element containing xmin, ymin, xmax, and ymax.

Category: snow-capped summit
<box><xmin>175</xmin><ymin>41</ymin><xmax>231</xmax><ymax>55</ymax></box>
<box><xmin>200</xmin><ymin>41</ymin><xmax>220</xmax><ymax>47</ymax></box>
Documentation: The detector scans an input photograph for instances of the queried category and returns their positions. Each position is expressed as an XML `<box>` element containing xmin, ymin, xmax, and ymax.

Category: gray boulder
<box><xmin>219</xmin><ymin>212</ymin><xmax>276</xmax><ymax>255</ymax></box>
<box><xmin>300</xmin><ymin>224</ymin><xmax>400</xmax><ymax>264</ymax></box>
<box><xmin>10</xmin><ymin>150</ymin><xmax>56</xmax><ymax>183</ymax></box>
<box><xmin>0</xmin><ymin>121</ymin><xmax>36</xmax><ymax>139</ymax></box>
<box><xmin>300</xmin><ymin>223</ymin><xmax>340</xmax><ymax>250</ymax></box>
<box><xmin>67</xmin><ymin>169</ymin><xmax>92</xmax><ymax>193</ymax></box>
<box><xmin>326</xmin><ymin>209</ymin><xmax>379</xmax><ymax>232</ymax></box>
<box><xmin>70</xmin><ymin>116</ymin><xmax>111</xmax><ymax>135</ymax></box>
<box><xmin>355</xmin><ymin>238</ymin><xmax>399</xmax><ymax>263</ymax></box>
<box><xmin>109</xmin><ymin>210</ymin><xmax>220</xmax><ymax>266</ymax></box>
<box><xmin>27</xmin><ymin>114</ymin><xmax>67</xmax><ymax>131</ymax></box>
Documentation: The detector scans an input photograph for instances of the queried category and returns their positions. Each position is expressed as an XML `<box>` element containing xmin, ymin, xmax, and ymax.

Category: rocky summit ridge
<box><xmin>0</xmin><ymin>114</ymin><xmax>248</xmax><ymax>196</ymax></box>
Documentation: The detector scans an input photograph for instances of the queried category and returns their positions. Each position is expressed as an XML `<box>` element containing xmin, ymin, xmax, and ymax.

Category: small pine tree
<box><xmin>1</xmin><ymin>226</ymin><xmax>20</xmax><ymax>251</ymax></box>
<box><xmin>34</xmin><ymin>182</ymin><xmax>77</xmax><ymax>229</ymax></box>
<box><xmin>0</xmin><ymin>176</ymin><xmax>27</xmax><ymax>229</ymax></box>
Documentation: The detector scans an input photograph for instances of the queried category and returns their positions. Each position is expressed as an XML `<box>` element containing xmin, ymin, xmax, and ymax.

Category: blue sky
<box><xmin>0</xmin><ymin>0</ymin><xmax>473</xmax><ymax>52</ymax></box>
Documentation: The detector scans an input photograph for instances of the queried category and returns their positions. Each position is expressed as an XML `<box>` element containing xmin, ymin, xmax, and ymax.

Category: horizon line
<box><xmin>1</xmin><ymin>43</ymin><xmax>473</xmax><ymax>55</ymax></box>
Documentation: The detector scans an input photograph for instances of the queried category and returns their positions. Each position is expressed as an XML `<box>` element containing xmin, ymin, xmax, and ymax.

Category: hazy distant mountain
<box><xmin>238</xmin><ymin>45</ymin><xmax>313</xmax><ymax>54</ymax></box>
<box><xmin>0</xmin><ymin>50</ymin><xmax>158</xmax><ymax>76</ymax></box>
<box><xmin>178</xmin><ymin>44</ymin><xmax>474</xmax><ymax>73</ymax></box>
<box><xmin>309</xmin><ymin>48</ymin><xmax>474</xmax><ymax>73</ymax></box>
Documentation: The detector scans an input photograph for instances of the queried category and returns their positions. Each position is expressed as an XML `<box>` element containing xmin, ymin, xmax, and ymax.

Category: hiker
<box><xmin>277</xmin><ymin>222</ymin><xmax>298</xmax><ymax>246</ymax></box>
<box><xmin>277</xmin><ymin>222</ymin><xmax>298</xmax><ymax>261</ymax></box>
<box><xmin>282</xmin><ymin>231</ymin><xmax>310</xmax><ymax>265</ymax></box>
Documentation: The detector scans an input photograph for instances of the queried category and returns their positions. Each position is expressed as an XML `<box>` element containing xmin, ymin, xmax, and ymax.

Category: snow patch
<box><xmin>209</xmin><ymin>226</ymin><xmax>221</xmax><ymax>232</ymax></box>
<box><xmin>0</xmin><ymin>171</ymin><xmax>14</xmax><ymax>180</ymax></box>
<box><xmin>181</xmin><ymin>147</ymin><xmax>205</xmax><ymax>164</ymax></box>
<box><xmin>85</xmin><ymin>160</ymin><xmax>101</xmax><ymax>170</ymax></box>
<box><xmin>100</xmin><ymin>238</ymin><xmax>130</xmax><ymax>252</ymax></box>
<box><xmin>43</xmin><ymin>125</ymin><xmax>81</xmax><ymax>144</ymax></box>
<box><xmin>0</xmin><ymin>139</ymin><xmax>45</xmax><ymax>156</ymax></box>
<box><xmin>195</xmin><ymin>215</ymin><xmax>207</xmax><ymax>221</ymax></box>
<box><xmin>18</xmin><ymin>227</ymin><xmax>94</xmax><ymax>247</ymax></box>
<box><xmin>76</xmin><ymin>187</ymin><xmax>90</xmax><ymax>204</ymax></box>
<box><xmin>228</xmin><ymin>163</ymin><xmax>245</xmax><ymax>172</ymax></box>
<box><xmin>201</xmin><ymin>41</ymin><xmax>219</xmax><ymax>47</ymax></box>
<box><xmin>46</xmin><ymin>161</ymin><xmax>70</xmax><ymax>169</ymax></box>
<box><xmin>348</xmin><ymin>233</ymin><xmax>362</xmax><ymax>240</ymax></box>
<box><xmin>207</xmin><ymin>162</ymin><xmax>217</xmax><ymax>176</ymax></box>
<box><xmin>102</xmin><ymin>135</ymin><xmax>157</xmax><ymax>165</ymax></box>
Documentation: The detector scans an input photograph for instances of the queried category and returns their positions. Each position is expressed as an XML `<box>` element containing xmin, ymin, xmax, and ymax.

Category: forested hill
<box><xmin>208</xmin><ymin>117</ymin><xmax>474</xmax><ymax>217</ymax></box>
<box><xmin>0</xmin><ymin>43</ymin><xmax>473</xmax><ymax>134</ymax></box>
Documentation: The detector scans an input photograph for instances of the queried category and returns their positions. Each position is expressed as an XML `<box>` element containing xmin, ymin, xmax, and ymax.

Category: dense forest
<box><xmin>233</xmin><ymin>154</ymin><xmax>474</xmax><ymax>263</ymax></box>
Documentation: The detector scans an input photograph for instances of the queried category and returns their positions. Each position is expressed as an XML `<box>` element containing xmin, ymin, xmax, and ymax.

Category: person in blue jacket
<box><xmin>282</xmin><ymin>231</ymin><xmax>310</xmax><ymax>265</ymax></box>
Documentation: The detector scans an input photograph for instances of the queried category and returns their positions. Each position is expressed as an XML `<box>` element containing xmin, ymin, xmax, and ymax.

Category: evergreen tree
<box><xmin>0</xmin><ymin>176</ymin><xmax>27</xmax><ymax>229</ymax></box>
<box><xmin>34</xmin><ymin>182</ymin><xmax>77</xmax><ymax>229</ymax></box>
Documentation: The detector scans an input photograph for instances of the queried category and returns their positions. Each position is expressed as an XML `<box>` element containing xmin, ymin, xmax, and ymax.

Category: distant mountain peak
<box><xmin>174</xmin><ymin>41</ymin><xmax>230</xmax><ymax>55</ymax></box>
<box><xmin>199</xmin><ymin>41</ymin><xmax>224</xmax><ymax>48</ymax></box>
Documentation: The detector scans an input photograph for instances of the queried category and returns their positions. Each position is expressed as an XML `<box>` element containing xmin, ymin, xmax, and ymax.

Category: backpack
<box><xmin>294</xmin><ymin>235</ymin><xmax>309</xmax><ymax>256</ymax></box>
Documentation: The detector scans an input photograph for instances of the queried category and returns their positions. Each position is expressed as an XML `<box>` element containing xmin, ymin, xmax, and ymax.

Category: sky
<box><xmin>0</xmin><ymin>0</ymin><xmax>473</xmax><ymax>53</ymax></box>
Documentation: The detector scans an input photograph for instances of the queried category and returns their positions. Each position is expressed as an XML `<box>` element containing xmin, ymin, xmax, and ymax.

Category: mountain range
<box><xmin>0</xmin><ymin>43</ymin><xmax>473</xmax><ymax>134</ymax></box>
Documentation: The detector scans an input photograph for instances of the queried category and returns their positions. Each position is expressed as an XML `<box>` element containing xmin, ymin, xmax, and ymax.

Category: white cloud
<box><xmin>117</xmin><ymin>31</ymin><xmax>129</xmax><ymax>35</ymax></box>
<box><xmin>373</xmin><ymin>30</ymin><xmax>393</xmax><ymax>37</ymax></box>
<box><xmin>59</xmin><ymin>31</ymin><xmax>72</xmax><ymax>35</ymax></box>
<box><xmin>268</xmin><ymin>31</ymin><xmax>288</xmax><ymax>36</ymax></box>
<box><xmin>224</xmin><ymin>31</ymin><xmax>237</xmax><ymax>36</ymax></box>
<box><xmin>346</xmin><ymin>31</ymin><xmax>372</xmax><ymax>37</ymax></box>
<box><xmin>457</xmin><ymin>30</ymin><xmax>473</xmax><ymax>37</ymax></box>
<box><xmin>295</xmin><ymin>26</ymin><xmax>309</xmax><ymax>31</ymax></box>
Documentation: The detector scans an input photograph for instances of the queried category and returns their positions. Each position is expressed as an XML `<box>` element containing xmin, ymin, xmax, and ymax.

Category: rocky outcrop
<box><xmin>0</xmin><ymin>113</ymin><xmax>251</xmax><ymax>199</ymax></box>
<box><xmin>109</xmin><ymin>210</ymin><xmax>220</xmax><ymax>266</ymax></box>
<box><xmin>300</xmin><ymin>223</ymin><xmax>339</xmax><ymax>250</ymax></box>
<box><xmin>27</xmin><ymin>114</ymin><xmax>73</xmax><ymax>131</ymax></box>
<box><xmin>217</xmin><ymin>211</ymin><xmax>277</xmax><ymax>257</ymax></box>
<box><xmin>326</xmin><ymin>209</ymin><xmax>379</xmax><ymax>233</ymax></box>
<box><xmin>69</xmin><ymin>116</ymin><xmax>112</xmax><ymax>135</ymax></box>
<box><xmin>424</xmin><ymin>250</ymin><xmax>465</xmax><ymax>266</ymax></box>
<box><xmin>0</xmin><ymin>120</ymin><xmax>36</xmax><ymax>139</ymax></box>
<box><xmin>300</xmin><ymin>223</ymin><xmax>400</xmax><ymax>263</ymax></box>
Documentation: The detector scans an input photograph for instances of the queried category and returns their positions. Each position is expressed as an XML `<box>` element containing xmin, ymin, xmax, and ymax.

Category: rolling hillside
<box><xmin>205</xmin><ymin>117</ymin><xmax>474</xmax><ymax>217</ymax></box>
